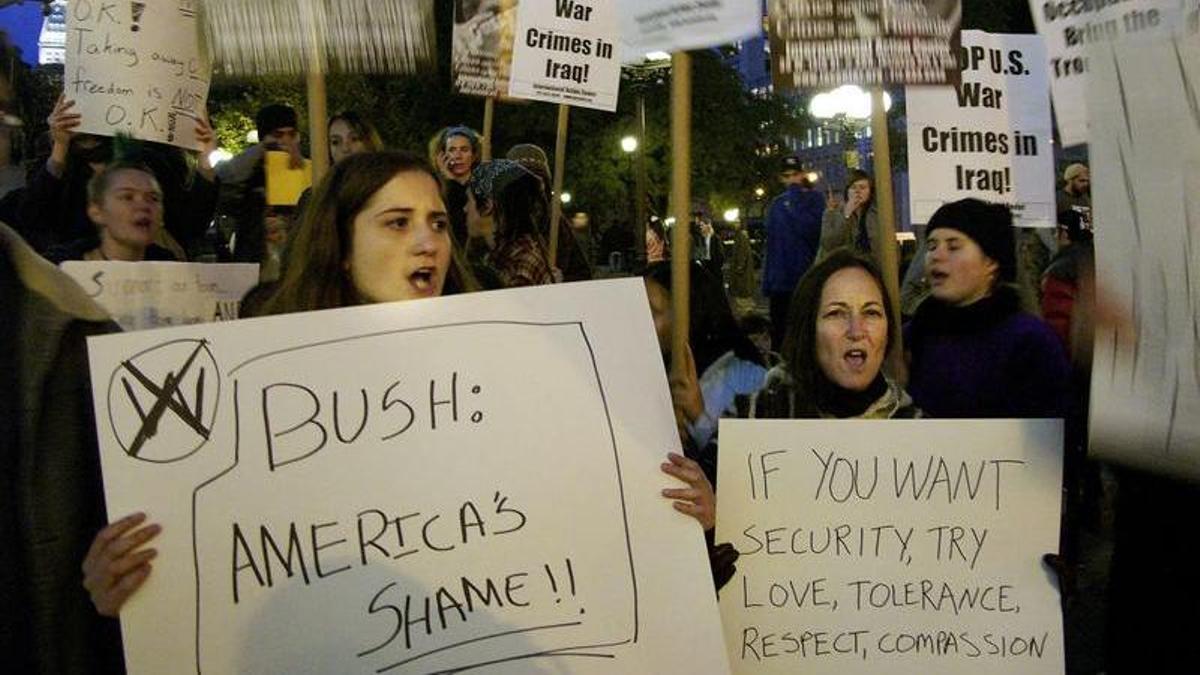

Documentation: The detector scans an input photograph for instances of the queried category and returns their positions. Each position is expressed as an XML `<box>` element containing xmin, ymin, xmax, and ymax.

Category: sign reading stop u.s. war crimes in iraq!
<box><xmin>86</xmin><ymin>280</ymin><xmax>731</xmax><ymax>675</ymax></box>
<box><xmin>65</xmin><ymin>0</ymin><xmax>210</xmax><ymax>150</ymax></box>
<box><xmin>907</xmin><ymin>31</ymin><xmax>1055</xmax><ymax>227</ymax></box>
<box><xmin>717</xmin><ymin>419</ymin><xmax>1065</xmax><ymax>675</ymax></box>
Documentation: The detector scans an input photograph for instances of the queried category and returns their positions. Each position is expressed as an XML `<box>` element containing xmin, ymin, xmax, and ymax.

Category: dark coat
<box><xmin>761</xmin><ymin>184</ymin><xmax>824</xmax><ymax>295</ymax></box>
<box><xmin>0</xmin><ymin>223</ymin><xmax>125</xmax><ymax>674</ymax></box>
<box><xmin>905</xmin><ymin>286</ymin><xmax>1071</xmax><ymax>419</ymax></box>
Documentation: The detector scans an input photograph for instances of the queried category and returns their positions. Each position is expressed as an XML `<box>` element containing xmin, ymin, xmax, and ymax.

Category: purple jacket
<box><xmin>904</xmin><ymin>287</ymin><xmax>1071</xmax><ymax>419</ymax></box>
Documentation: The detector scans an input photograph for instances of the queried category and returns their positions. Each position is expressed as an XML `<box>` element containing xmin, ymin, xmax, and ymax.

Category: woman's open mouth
<box><xmin>844</xmin><ymin>348</ymin><xmax>868</xmax><ymax>370</ymax></box>
<box><xmin>408</xmin><ymin>267</ymin><xmax>439</xmax><ymax>295</ymax></box>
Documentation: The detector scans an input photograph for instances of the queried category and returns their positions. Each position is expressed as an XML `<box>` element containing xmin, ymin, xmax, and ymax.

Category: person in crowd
<box><xmin>1042</xmin><ymin>208</ymin><xmax>1094</xmax><ymax>352</ymax></box>
<box><xmin>433</xmin><ymin>125</ymin><xmax>482</xmax><ymax>245</ymax></box>
<box><xmin>751</xmin><ymin>249</ymin><xmax>918</xmax><ymax>418</ymax></box>
<box><xmin>904</xmin><ymin>198</ymin><xmax>1071</xmax><ymax>419</ymax></box>
<box><xmin>727</xmin><ymin>216</ymin><xmax>757</xmax><ymax>316</ymax></box>
<box><xmin>646</xmin><ymin>218</ymin><xmax>669</xmax><ymax>264</ymax></box>
<box><xmin>215</xmin><ymin>103</ymin><xmax>305</xmax><ymax>266</ymax></box>
<box><xmin>0</xmin><ymin>117</ymin><xmax>24</xmax><ymax>200</ymax></box>
<box><xmin>505</xmin><ymin>143</ymin><xmax>592</xmax><ymax>282</ymax></box>
<box><xmin>817</xmin><ymin>168</ymin><xmax>878</xmax><ymax>260</ymax></box>
<box><xmin>1057</xmin><ymin>163</ymin><xmax>1091</xmax><ymax>222</ymax></box>
<box><xmin>465</xmin><ymin>159</ymin><xmax>555</xmax><ymax>288</ymax></box>
<box><xmin>18</xmin><ymin>94</ymin><xmax>218</xmax><ymax>257</ymax></box>
<box><xmin>1</xmin><ymin>222</ymin><xmax>124</xmax><ymax>673</ymax></box>
<box><xmin>42</xmin><ymin>162</ymin><xmax>175</xmax><ymax>264</ymax></box>
<box><xmin>692</xmin><ymin>212</ymin><xmax>724</xmax><ymax>277</ymax></box>
<box><xmin>644</xmin><ymin>261</ymin><xmax>767</xmax><ymax>484</ymax></box>
<box><xmin>328</xmin><ymin>111</ymin><xmax>383</xmax><ymax>166</ymax></box>
<box><xmin>762</xmin><ymin>155</ymin><xmax>825</xmax><ymax>350</ymax></box>
<box><xmin>82</xmin><ymin>151</ymin><xmax>715</xmax><ymax>613</ymax></box>
<box><xmin>569</xmin><ymin>211</ymin><xmax>594</xmax><ymax>266</ymax></box>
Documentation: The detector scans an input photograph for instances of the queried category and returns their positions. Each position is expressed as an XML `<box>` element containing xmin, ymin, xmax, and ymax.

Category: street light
<box><xmin>208</xmin><ymin>148</ymin><xmax>233</xmax><ymax>167</ymax></box>
<box><xmin>809</xmin><ymin>85</ymin><xmax>893</xmax><ymax>172</ymax></box>
<box><xmin>754</xmin><ymin>186</ymin><xmax>765</xmax><ymax>198</ymax></box>
<box><xmin>560</xmin><ymin>192</ymin><xmax>572</xmax><ymax>204</ymax></box>
<box><xmin>723</xmin><ymin>208</ymin><xmax>740</xmax><ymax>223</ymax></box>
<box><xmin>620</xmin><ymin>135</ymin><xmax>638</xmax><ymax>153</ymax></box>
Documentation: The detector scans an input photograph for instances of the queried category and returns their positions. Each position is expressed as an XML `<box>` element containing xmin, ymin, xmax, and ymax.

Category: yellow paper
<box><xmin>264</xmin><ymin>151</ymin><xmax>312</xmax><ymax>206</ymax></box>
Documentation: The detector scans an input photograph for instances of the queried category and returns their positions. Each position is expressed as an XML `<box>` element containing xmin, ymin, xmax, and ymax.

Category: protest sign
<box><xmin>264</xmin><ymin>151</ymin><xmax>313</xmax><ymax>206</ymax></box>
<box><xmin>64</xmin><ymin>0</ymin><xmax>210</xmax><ymax>150</ymax></box>
<box><xmin>453</xmin><ymin>0</ymin><xmax>519</xmax><ymax>97</ymax></box>
<box><xmin>87</xmin><ymin>279</ymin><xmax>731</xmax><ymax>674</ymax></box>
<box><xmin>768</xmin><ymin>0</ymin><xmax>961</xmax><ymax>90</ymax></box>
<box><xmin>1029</xmin><ymin>0</ymin><xmax>1191</xmax><ymax>147</ymax></box>
<box><xmin>60</xmin><ymin>261</ymin><xmax>258</xmax><ymax>331</ymax></box>
<box><xmin>614</xmin><ymin>0</ymin><xmax>763</xmax><ymax>60</ymax></box>
<box><xmin>508</xmin><ymin>0</ymin><xmax>621</xmax><ymax>111</ymax></box>
<box><xmin>717</xmin><ymin>418</ymin><xmax>1065</xmax><ymax>675</ymax></box>
<box><xmin>907</xmin><ymin>31</ymin><xmax>1055</xmax><ymax>227</ymax></box>
<box><xmin>1087</xmin><ymin>30</ymin><xmax>1200</xmax><ymax>479</ymax></box>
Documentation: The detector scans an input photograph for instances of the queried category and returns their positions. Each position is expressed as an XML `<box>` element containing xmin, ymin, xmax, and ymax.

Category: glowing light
<box><xmin>809</xmin><ymin>85</ymin><xmax>892</xmax><ymax>120</ymax></box>
<box><xmin>723</xmin><ymin>208</ymin><xmax>740</xmax><ymax>223</ymax></box>
<box><xmin>620</xmin><ymin>136</ymin><xmax>638</xmax><ymax>153</ymax></box>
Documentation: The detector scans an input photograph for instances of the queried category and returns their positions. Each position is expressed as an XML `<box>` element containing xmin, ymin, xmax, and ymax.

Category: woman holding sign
<box><xmin>904</xmin><ymin>199</ymin><xmax>1070</xmax><ymax>419</ymax></box>
<box><xmin>751</xmin><ymin>250</ymin><xmax>920</xmax><ymax>420</ymax></box>
<box><xmin>82</xmin><ymin>151</ymin><xmax>717</xmax><ymax>615</ymax></box>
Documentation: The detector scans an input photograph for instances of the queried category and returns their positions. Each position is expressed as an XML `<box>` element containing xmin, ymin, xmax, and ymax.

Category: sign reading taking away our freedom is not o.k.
<box><xmin>65</xmin><ymin>0</ymin><xmax>210</xmax><ymax>150</ymax></box>
<box><xmin>86</xmin><ymin>280</ymin><xmax>731</xmax><ymax>675</ymax></box>
<box><xmin>717</xmin><ymin>419</ymin><xmax>1066</xmax><ymax>675</ymax></box>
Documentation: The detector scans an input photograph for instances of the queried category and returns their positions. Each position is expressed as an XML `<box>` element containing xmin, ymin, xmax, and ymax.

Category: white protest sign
<box><xmin>65</xmin><ymin>0</ymin><xmax>210</xmax><ymax>150</ymax></box>
<box><xmin>1087</xmin><ymin>30</ymin><xmax>1200</xmax><ymax>479</ymax></box>
<box><xmin>61</xmin><ymin>261</ymin><xmax>258</xmax><ymax>332</ymax></box>
<box><xmin>508</xmin><ymin>0</ymin><xmax>621</xmax><ymax>111</ymax></box>
<box><xmin>1030</xmin><ymin>0</ymin><xmax>1191</xmax><ymax>147</ymax></box>
<box><xmin>907</xmin><ymin>31</ymin><xmax>1055</xmax><ymax>227</ymax></box>
<box><xmin>614</xmin><ymin>0</ymin><xmax>763</xmax><ymax>61</ymax></box>
<box><xmin>717</xmin><ymin>419</ymin><xmax>1065</xmax><ymax>675</ymax></box>
<box><xmin>87</xmin><ymin>279</ymin><xmax>730</xmax><ymax>675</ymax></box>
<box><xmin>453</xmin><ymin>0</ymin><xmax>519</xmax><ymax>97</ymax></box>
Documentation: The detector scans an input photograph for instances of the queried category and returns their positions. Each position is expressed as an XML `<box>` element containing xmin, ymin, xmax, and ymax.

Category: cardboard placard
<box><xmin>508</xmin><ymin>0</ymin><xmax>621</xmax><ymax>111</ymax></box>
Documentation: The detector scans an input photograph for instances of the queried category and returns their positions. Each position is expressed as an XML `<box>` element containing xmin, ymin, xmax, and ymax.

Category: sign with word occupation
<box><xmin>716</xmin><ymin>419</ymin><xmax>1065</xmax><ymax>675</ymax></box>
<box><xmin>614</xmin><ymin>0</ymin><xmax>763</xmax><ymax>60</ymax></box>
<box><xmin>453</xmin><ymin>0</ymin><xmax>519</xmax><ymax>97</ymax></box>
<box><xmin>907</xmin><ymin>31</ymin><xmax>1055</xmax><ymax>227</ymax></box>
<box><xmin>1030</xmin><ymin>0</ymin><xmax>1192</xmax><ymax>147</ymax></box>
<box><xmin>1087</xmin><ymin>30</ymin><xmax>1200</xmax><ymax>479</ymax></box>
<box><xmin>60</xmin><ymin>261</ymin><xmax>258</xmax><ymax>332</ymax></box>
<box><xmin>768</xmin><ymin>0</ymin><xmax>962</xmax><ymax>90</ymax></box>
<box><xmin>65</xmin><ymin>0</ymin><xmax>210</xmax><ymax>150</ymax></box>
<box><xmin>87</xmin><ymin>279</ymin><xmax>730</xmax><ymax>675</ymax></box>
<box><xmin>508</xmin><ymin>0</ymin><xmax>621</xmax><ymax>110</ymax></box>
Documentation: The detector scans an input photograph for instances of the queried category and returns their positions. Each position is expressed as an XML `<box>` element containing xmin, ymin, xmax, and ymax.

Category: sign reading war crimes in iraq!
<box><xmin>509</xmin><ymin>0</ymin><xmax>621</xmax><ymax>111</ymax></box>
<box><xmin>65</xmin><ymin>0</ymin><xmax>210</xmax><ymax>150</ymax></box>
<box><xmin>1029</xmin><ymin>0</ymin><xmax>1193</xmax><ymax>147</ymax></box>
<box><xmin>907</xmin><ymin>31</ymin><xmax>1055</xmax><ymax>228</ymax></box>
<box><xmin>769</xmin><ymin>0</ymin><xmax>962</xmax><ymax>89</ymax></box>
<box><xmin>453</xmin><ymin>0</ymin><xmax>519</xmax><ymax>97</ymax></box>
<box><xmin>86</xmin><ymin>280</ymin><xmax>731</xmax><ymax>675</ymax></box>
<box><xmin>717</xmin><ymin>419</ymin><xmax>1065</xmax><ymax>675</ymax></box>
<box><xmin>1087</xmin><ymin>30</ymin><xmax>1200</xmax><ymax>479</ymax></box>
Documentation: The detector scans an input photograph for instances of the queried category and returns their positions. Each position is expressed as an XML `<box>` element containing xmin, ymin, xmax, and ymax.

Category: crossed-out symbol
<box><xmin>107</xmin><ymin>339</ymin><xmax>220</xmax><ymax>464</ymax></box>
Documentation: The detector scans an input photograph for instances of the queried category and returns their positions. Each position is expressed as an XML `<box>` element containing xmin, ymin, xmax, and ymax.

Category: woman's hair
<box><xmin>329</xmin><ymin>111</ymin><xmax>384</xmax><ymax>156</ymax></box>
<box><xmin>86</xmin><ymin>160</ymin><xmax>158</xmax><ymax>205</ymax></box>
<box><xmin>643</xmin><ymin>260</ymin><xmax>764</xmax><ymax>374</ymax></box>
<box><xmin>438</xmin><ymin>125</ymin><xmax>482</xmax><ymax>161</ymax></box>
<box><xmin>469</xmin><ymin>160</ymin><xmax>550</xmax><ymax>250</ymax></box>
<box><xmin>842</xmin><ymin>168</ymin><xmax>874</xmax><ymax>208</ymax></box>
<box><xmin>257</xmin><ymin>151</ymin><xmax>476</xmax><ymax>315</ymax></box>
<box><xmin>780</xmin><ymin>249</ymin><xmax>898</xmax><ymax>413</ymax></box>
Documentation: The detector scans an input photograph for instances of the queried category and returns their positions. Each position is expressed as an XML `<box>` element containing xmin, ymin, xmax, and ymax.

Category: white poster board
<box><xmin>508</xmin><ymin>0</ymin><xmax>621</xmax><ymax>111</ymax></box>
<box><xmin>452</xmin><ymin>0</ymin><xmax>519</xmax><ymax>97</ymax></box>
<box><xmin>614</xmin><ymin>0</ymin><xmax>762</xmax><ymax>60</ymax></box>
<box><xmin>1087</xmin><ymin>31</ymin><xmax>1200</xmax><ymax>479</ymax></box>
<box><xmin>60</xmin><ymin>261</ymin><xmax>258</xmax><ymax>331</ymax></box>
<box><xmin>907</xmin><ymin>31</ymin><xmax>1055</xmax><ymax>227</ymax></box>
<box><xmin>64</xmin><ymin>0</ymin><xmax>210</xmax><ymax>150</ymax></box>
<box><xmin>1029</xmin><ymin>0</ymin><xmax>1191</xmax><ymax>147</ymax></box>
<box><xmin>86</xmin><ymin>279</ymin><xmax>730</xmax><ymax>674</ymax></box>
<box><xmin>716</xmin><ymin>419</ymin><xmax>1065</xmax><ymax>675</ymax></box>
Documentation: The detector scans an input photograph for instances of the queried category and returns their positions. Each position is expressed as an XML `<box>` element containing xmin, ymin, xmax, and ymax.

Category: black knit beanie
<box><xmin>255</xmin><ymin>104</ymin><xmax>298</xmax><ymax>139</ymax></box>
<box><xmin>926</xmin><ymin>198</ymin><xmax>1016</xmax><ymax>282</ymax></box>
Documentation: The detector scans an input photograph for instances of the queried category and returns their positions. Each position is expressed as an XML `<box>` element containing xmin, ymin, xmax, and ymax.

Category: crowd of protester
<box><xmin>3</xmin><ymin>91</ymin><xmax>1195</xmax><ymax>675</ymax></box>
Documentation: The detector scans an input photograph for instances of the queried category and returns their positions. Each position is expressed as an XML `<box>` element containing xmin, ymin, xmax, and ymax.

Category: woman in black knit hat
<box><xmin>904</xmin><ymin>198</ymin><xmax>1071</xmax><ymax>418</ymax></box>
